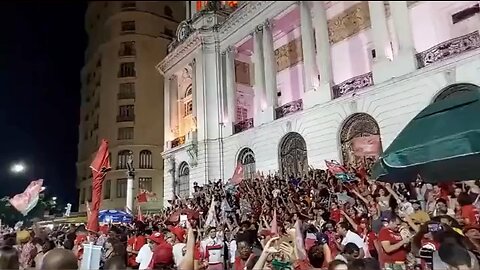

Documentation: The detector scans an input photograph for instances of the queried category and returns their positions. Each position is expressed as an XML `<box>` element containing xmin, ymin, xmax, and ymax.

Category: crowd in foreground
<box><xmin>1</xmin><ymin>165</ymin><xmax>480</xmax><ymax>270</ymax></box>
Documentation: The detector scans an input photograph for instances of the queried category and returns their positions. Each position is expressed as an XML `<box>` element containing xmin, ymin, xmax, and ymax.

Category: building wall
<box><xmin>77</xmin><ymin>1</ymin><xmax>185</xmax><ymax>211</ymax></box>
<box><xmin>159</xmin><ymin>1</ymin><xmax>480</xmax><ymax>205</ymax></box>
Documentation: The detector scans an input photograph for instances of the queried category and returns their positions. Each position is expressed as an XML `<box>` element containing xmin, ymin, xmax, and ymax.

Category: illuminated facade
<box><xmin>158</xmin><ymin>1</ymin><xmax>480</xmax><ymax>204</ymax></box>
<box><xmin>77</xmin><ymin>1</ymin><xmax>185</xmax><ymax>211</ymax></box>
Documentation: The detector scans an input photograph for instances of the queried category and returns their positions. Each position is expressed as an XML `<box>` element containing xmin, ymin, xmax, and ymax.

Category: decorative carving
<box><xmin>157</xmin><ymin>33</ymin><xmax>202</xmax><ymax>74</ymax></box>
<box><xmin>186</xmin><ymin>143</ymin><xmax>198</xmax><ymax>167</ymax></box>
<box><xmin>166</xmin><ymin>156</ymin><xmax>176</xmax><ymax>176</ymax></box>
<box><xmin>177</xmin><ymin>20</ymin><xmax>194</xmax><ymax>43</ymax></box>
<box><xmin>332</xmin><ymin>72</ymin><xmax>373</xmax><ymax>99</ymax></box>
<box><xmin>171</xmin><ymin>135</ymin><xmax>186</xmax><ymax>149</ymax></box>
<box><xmin>340</xmin><ymin>113</ymin><xmax>382</xmax><ymax>168</ymax></box>
<box><xmin>234</xmin><ymin>118</ymin><xmax>254</xmax><ymax>134</ymax></box>
<box><xmin>327</xmin><ymin>2</ymin><xmax>371</xmax><ymax>44</ymax></box>
<box><xmin>234</xmin><ymin>60</ymin><xmax>251</xmax><ymax>86</ymax></box>
<box><xmin>274</xmin><ymin>38</ymin><xmax>303</xmax><ymax>72</ymax></box>
<box><xmin>275</xmin><ymin>99</ymin><xmax>303</xmax><ymax>119</ymax></box>
<box><xmin>219</xmin><ymin>1</ymin><xmax>276</xmax><ymax>36</ymax></box>
<box><xmin>416</xmin><ymin>31</ymin><xmax>480</xmax><ymax>68</ymax></box>
<box><xmin>279</xmin><ymin>132</ymin><xmax>308</xmax><ymax>178</ymax></box>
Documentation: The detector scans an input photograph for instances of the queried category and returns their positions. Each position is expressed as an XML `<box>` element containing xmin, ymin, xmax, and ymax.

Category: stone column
<box><xmin>368</xmin><ymin>1</ymin><xmax>393</xmax><ymax>83</ymax></box>
<box><xmin>389</xmin><ymin>1</ymin><xmax>417</xmax><ymax>76</ymax></box>
<box><xmin>163</xmin><ymin>76</ymin><xmax>171</xmax><ymax>147</ymax></box>
<box><xmin>191</xmin><ymin>60</ymin><xmax>197</xmax><ymax>120</ymax></box>
<box><xmin>262</xmin><ymin>19</ymin><xmax>278</xmax><ymax>109</ymax></box>
<box><xmin>225</xmin><ymin>46</ymin><xmax>237</xmax><ymax>125</ymax></box>
<box><xmin>253</xmin><ymin>25</ymin><xmax>266</xmax><ymax>126</ymax></box>
<box><xmin>308</xmin><ymin>1</ymin><xmax>333</xmax><ymax>106</ymax></box>
<box><xmin>170</xmin><ymin>75</ymin><xmax>179</xmax><ymax>138</ymax></box>
<box><xmin>300</xmin><ymin>1</ymin><xmax>318</xmax><ymax>93</ymax></box>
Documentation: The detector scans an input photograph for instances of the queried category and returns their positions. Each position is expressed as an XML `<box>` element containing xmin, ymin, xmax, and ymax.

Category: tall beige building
<box><xmin>77</xmin><ymin>1</ymin><xmax>185</xmax><ymax>211</ymax></box>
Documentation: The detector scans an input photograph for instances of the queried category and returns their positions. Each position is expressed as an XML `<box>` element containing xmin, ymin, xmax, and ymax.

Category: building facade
<box><xmin>77</xmin><ymin>1</ymin><xmax>185</xmax><ymax>211</ymax></box>
<box><xmin>157</xmin><ymin>1</ymin><xmax>480</xmax><ymax>205</ymax></box>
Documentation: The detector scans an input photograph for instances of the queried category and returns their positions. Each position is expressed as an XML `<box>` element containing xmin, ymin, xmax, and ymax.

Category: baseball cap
<box><xmin>170</xmin><ymin>226</ymin><xmax>185</xmax><ymax>242</ymax></box>
<box><xmin>148</xmin><ymin>232</ymin><xmax>164</xmax><ymax>244</ymax></box>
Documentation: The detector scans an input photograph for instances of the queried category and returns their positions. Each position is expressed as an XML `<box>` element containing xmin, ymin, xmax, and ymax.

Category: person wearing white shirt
<box><xmin>201</xmin><ymin>227</ymin><xmax>224</xmax><ymax>270</ymax></box>
<box><xmin>336</xmin><ymin>222</ymin><xmax>365</xmax><ymax>258</ymax></box>
<box><xmin>172</xmin><ymin>242</ymin><xmax>187</xmax><ymax>267</ymax></box>
<box><xmin>135</xmin><ymin>242</ymin><xmax>153</xmax><ymax>270</ymax></box>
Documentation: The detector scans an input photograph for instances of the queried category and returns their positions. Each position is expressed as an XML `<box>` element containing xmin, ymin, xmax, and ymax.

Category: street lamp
<box><xmin>10</xmin><ymin>163</ymin><xmax>26</xmax><ymax>174</ymax></box>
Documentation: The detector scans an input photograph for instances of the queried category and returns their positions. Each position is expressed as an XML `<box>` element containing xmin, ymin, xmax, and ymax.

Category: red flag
<box><xmin>136</xmin><ymin>190</ymin><xmax>157</xmax><ymax>203</ymax></box>
<box><xmin>229</xmin><ymin>163</ymin><xmax>244</xmax><ymax>185</ymax></box>
<box><xmin>87</xmin><ymin>139</ymin><xmax>111</xmax><ymax>232</ymax></box>
<box><xmin>136</xmin><ymin>190</ymin><xmax>148</xmax><ymax>203</ymax></box>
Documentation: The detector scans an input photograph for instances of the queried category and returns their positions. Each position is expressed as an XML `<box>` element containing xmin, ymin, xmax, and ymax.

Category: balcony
<box><xmin>332</xmin><ymin>72</ymin><xmax>374</xmax><ymax>99</ymax></box>
<box><xmin>116</xmin><ymin>115</ymin><xmax>135</xmax><ymax>122</ymax></box>
<box><xmin>234</xmin><ymin>118</ymin><xmax>254</xmax><ymax>134</ymax></box>
<box><xmin>275</xmin><ymin>99</ymin><xmax>303</xmax><ymax>120</ymax></box>
<box><xmin>416</xmin><ymin>31</ymin><xmax>480</xmax><ymax>68</ymax></box>
<box><xmin>117</xmin><ymin>91</ymin><xmax>135</xmax><ymax>100</ymax></box>
<box><xmin>171</xmin><ymin>135</ymin><xmax>186</xmax><ymax>148</ymax></box>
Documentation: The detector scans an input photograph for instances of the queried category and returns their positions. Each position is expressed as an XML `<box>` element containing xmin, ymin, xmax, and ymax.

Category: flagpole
<box><xmin>126</xmin><ymin>151</ymin><xmax>135</xmax><ymax>214</ymax></box>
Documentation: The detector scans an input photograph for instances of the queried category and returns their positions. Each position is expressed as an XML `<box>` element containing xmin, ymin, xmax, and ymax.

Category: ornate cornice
<box><xmin>218</xmin><ymin>1</ymin><xmax>275</xmax><ymax>37</ymax></box>
<box><xmin>156</xmin><ymin>32</ymin><xmax>202</xmax><ymax>75</ymax></box>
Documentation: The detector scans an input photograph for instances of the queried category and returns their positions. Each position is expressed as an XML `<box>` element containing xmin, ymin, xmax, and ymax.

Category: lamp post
<box><xmin>126</xmin><ymin>151</ymin><xmax>135</xmax><ymax>213</ymax></box>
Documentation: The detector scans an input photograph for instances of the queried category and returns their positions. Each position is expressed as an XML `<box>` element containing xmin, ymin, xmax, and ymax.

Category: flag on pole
<box><xmin>204</xmin><ymin>199</ymin><xmax>217</xmax><ymax>228</ymax></box>
<box><xmin>229</xmin><ymin>163</ymin><xmax>244</xmax><ymax>185</ymax></box>
<box><xmin>9</xmin><ymin>179</ymin><xmax>44</xmax><ymax>216</ymax></box>
<box><xmin>325</xmin><ymin>160</ymin><xmax>354</xmax><ymax>183</ymax></box>
<box><xmin>87</xmin><ymin>139</ymin><xmax>111</xmax><ymax>232</ymax></box>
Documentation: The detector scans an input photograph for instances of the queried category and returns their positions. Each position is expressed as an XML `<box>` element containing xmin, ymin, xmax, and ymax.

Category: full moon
<box><xmin>11</xmin><ymin>163</ymin><xmax>26</xmax><ymax>174</ymax></box>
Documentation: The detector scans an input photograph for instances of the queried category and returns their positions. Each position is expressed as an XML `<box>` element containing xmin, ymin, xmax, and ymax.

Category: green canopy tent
<box><xmin>371</xmin><ymin>83</ymin><xmax>480</xmax><ymax>183</ymax></box>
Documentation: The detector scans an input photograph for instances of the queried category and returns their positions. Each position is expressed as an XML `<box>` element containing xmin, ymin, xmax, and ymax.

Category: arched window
<box><xmin>117</xmin><ymin>150</ymin><xmax>130</xmax><ymax>169</ymax></box>
<box><xmin>177</xmin><ymin>162</ymin><xmax>190</xmax><ymax>198</ymax></box>
<box><xmin>433</xmin><ymin>83</ymin><xmax>479</xmax><ymax>103</ymax></box>
<box><xmin>139</xmin><ymin>150</ymin><xmax>152</xmax><ymax>169</ymax></box>
<box><xmin>237</xmin><ymin>148</ymin><xmax>256</xmax><ymax>179</ymax></box>
<box><xmin>183</xmin><ymin>84</ymin><xmax>193</xmax><ymax>117</ymax></box>
<box><xmin>164</xmin><ymin>6</ymin><xmax>173</xmax><ymax>17</ymax></box>
<box><xmin>278</xmin><ymin>132</ymin><xmax>308</xmax><ymax>178</ymax></box>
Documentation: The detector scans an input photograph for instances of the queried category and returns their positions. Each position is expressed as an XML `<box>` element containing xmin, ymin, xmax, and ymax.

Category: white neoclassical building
<box><xmin>156</xmin><ymin>1</ymin><xmax>480</xmax><ymax>204</ymax></box>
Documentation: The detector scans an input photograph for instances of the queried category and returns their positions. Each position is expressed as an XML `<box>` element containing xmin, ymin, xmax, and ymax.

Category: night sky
<box><xmin>0</xmin><ymin>2</ymin><xmax>87</xmax><ymax>209</ymax></box>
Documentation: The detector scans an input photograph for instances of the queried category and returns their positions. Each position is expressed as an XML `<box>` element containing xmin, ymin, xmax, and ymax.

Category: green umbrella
<box><xmin>372</xmin><ymin>83</ymin><xmax>480</xmax><ymax>183</ymax></box>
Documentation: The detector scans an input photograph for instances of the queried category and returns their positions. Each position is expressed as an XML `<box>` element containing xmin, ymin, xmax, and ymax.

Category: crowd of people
<box><xmin>1</xmin><ymin>164</ymin><xmax>480</xmax><ymax>270</ymax></box>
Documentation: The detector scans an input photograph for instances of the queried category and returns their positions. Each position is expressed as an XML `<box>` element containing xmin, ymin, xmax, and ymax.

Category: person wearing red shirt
<box><xmin>147</xmin><ymin>232</ymin><xmax>174</xmax><ymax>269</ymax></box>
<box><xmin>127</xmin><ymin>232</ymin><xmax>147</xmax><ymax>268</ymax></box>
<box><xmin>458</xmin><ymin>192</ymin><xmax>479</xmax><ymax>225</ymax></box>
<box><xmin>330</xmin><ymin>203</ymin><xmax>342</xmax><ymax>223</ymax></box>
<box><xmin>377</xmin><ymin>215</ymin><xmax>410</xmax><ymax>269</ymax></box>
